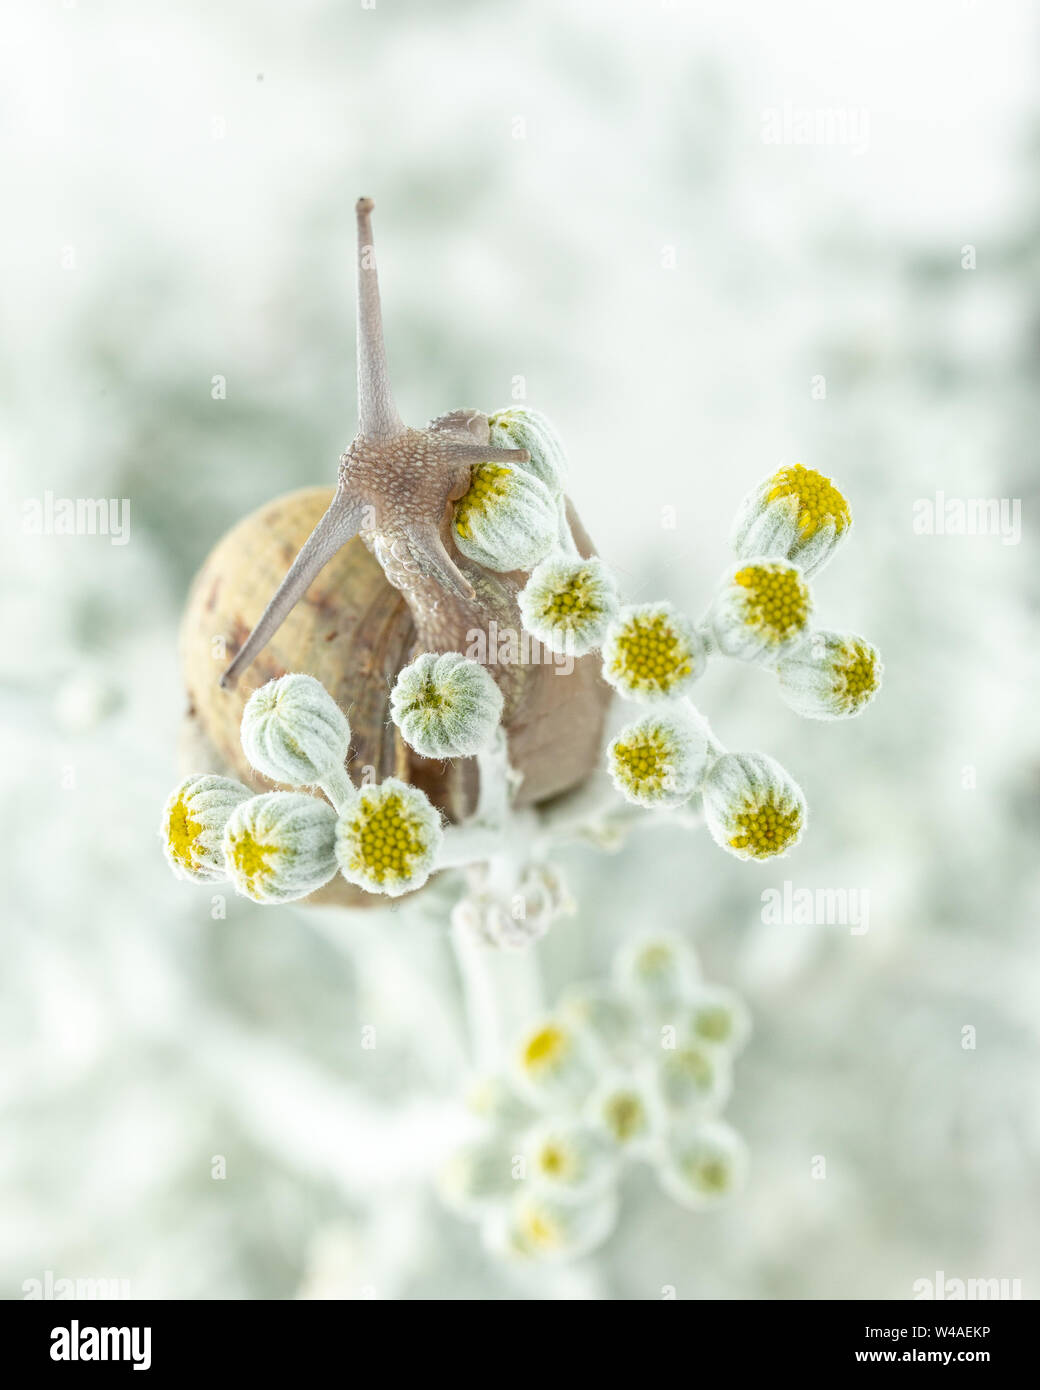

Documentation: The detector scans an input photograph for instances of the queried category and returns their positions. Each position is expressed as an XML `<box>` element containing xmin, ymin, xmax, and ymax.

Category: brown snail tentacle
<box><xmin>220</xmin><ymin>482</ymin><xmax>365</xmax><ymax>688</ymax></box>
<box><xmin>354</xmin><ymin>196</ymin><xmax>404</xmax><ymax>441</ymax></box>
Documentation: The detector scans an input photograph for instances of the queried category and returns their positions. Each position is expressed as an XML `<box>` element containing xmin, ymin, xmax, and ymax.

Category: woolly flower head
<box><xmin>240</xmin><ymin>673</ymin><xmax>351</xmax><ymax>787</ymax></box>
<box><xmin>701</xmin><ymin>752</ymin><xmax>807</xmax><ymax>862</ymax></box>
<box><xmin>586</xmin><ymin>1074</ymin><xmax>657</xmax><ymax>1150</ymax></box>
<box><xmin>732</xmin><ymin>463</ymin><xmax>852</xmax><ymax>577</ymax></box>
<box><xmin>658</xmin><ymin>1121</ymin><xmax>749</xmax><ymax>1211</ymax></box>
<box><xmin>223</xmin><ymin>792</ymin><xmax>338</xmax><ymax>904</ymax></box>
<box><xmin>679</xmin><ymin>986</ymin><xmax>752</xmax><ymax>1055</ymax></box>
<box><xmin>777</xmin><ymin>630</ymin><xmax>883</xmax><ymax>721</ymax></box>
<box><xmin>602</xmin><ymin>601</ymin><xmax>705</xmax><ymax>702</ymax></box>
<box><xmin>487</xmin><ymin>1188</ymin><xmax>618</xmax><ymax>1263</ymax></box>
<box><xmin>512</xmin><ymin>1016</ymin><xmax>597</xmax><ymax>1109</ymax></box>
<box><xmin>487</xmin><ymin>407</ymin><xmax>568</xmax><ymax>496</ymax></box>
<box><xmin>161</xmin><ymin>774</ymin><xmax>251</xmax><ymax>883</ymax></box>
<box><xmin>607</xmin><ymin>710</ymin><xmax>708</xmax><ymax>809</ymax></box>
<box><xmin>389</xmin><ymin>651</ymin><xmax>503</xmax><ymax>759</ymax></box>
<box><xmin>711</xmin><ymin>558</ymin><xmax>812</xmax><ymax>665</ymax></box>
<box><xmin>523</xmin><ymin>1118</ymin><xmax>616</xmax><ymax>1201</ymax></box>
<box><xmin>334</xmin><ymin>778</ymin><xmax>442</xmax><ymax>898</ymax></box>
<box><xmin>437</xmin><ymin>1137</ymin><xmax>514</xmax><ymax>1217</ymax></box>
<box><xmin>557</xmin><ymin>981</ymin><xmax>636</xmax><ymax>1055</ymax></box>
<box><xmin>613</xmin><ymin>930</ymin><xmax>700</xmax><ymax>1006</ymax></box>
<box><xmin>655</xmin><ymin>1041</ymin><xmax>733</xmax><ymax>1115</ymax></box>
<box><xmin>518</xmin><ymin>555</ymin><xmax>618</xmax><ymax>656</ymax></box>
<box><xmin>451</xmin><ymin>462</ymin><xmax>557</xmax><ymax>572</ymax></box>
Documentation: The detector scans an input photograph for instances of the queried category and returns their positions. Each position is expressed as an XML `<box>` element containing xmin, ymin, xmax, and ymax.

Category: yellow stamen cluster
<box><xmin>684</xmin><ymin>1155</ymin><xmax>731</xmax><ymax>1194</ymax></box>
<box><xmin>227</xmin><ymin>828</ymin><xmax>277</xmax><ymax>895</ymax></box>
<box><xmin>608</xmin><ymin>611</ymin><xmax>693</xmax><ymax>695</ymax></box>
<box><xmin>521</xmin><ymin>1203</ymin><xmax>562</xmax><ymax>1249</ymax></box>
<box><xmin>835</xmin><ymin>639</ymin><xmax>880</xmax><ymax>710</ymax></box>
<box><xmin>402</xmin><ymin>673</ymin><xmax>443</xmax><ymax>715</ymax></box>
<box><xmin>340</xmin><ymin>790</ymin><xmax>428</xmax><ymax>887</ymax></box>
<box><xmin>728</xmin><ymin>794</ymin><xmax>803</xmax><ymax>858</ymax></box>
<box><xmin>166</xmin><ymin>793</ymin><xmax>202</xmax><ymax>871</ymax></box>
<box><xmin>537</xmin><ymin>1143</ymin><xmax>575</xmax><ymax>1179</ymax></box>
<box><xmin>733</xmin><ymin>563</ymin><xmax>809</xmax><ymax>642</ymax></box>
<box><xmin>453</xmin><ymin>464</ymin><xmax>513</xmax><ymax>539</ymax></box>
<box><xmin>694</xmin><ymin>1007</ymin><xmax>733</xmax><ymax>1045</ymax></box>
<box><xmin>672</xmin><ymin>1049</ymin><xmax>713</xmax><ymax>1088</ymax></box>
<box><xmin>766</xmin><ymin>464</ymin><xmax>851</xmax><ymax>538</ymax></box>
<box><xmin>611</xmin><ymin>727</ymin><xmax>670</xmax><ymax>798</ymax></box>
<box><xmin>522</xmin><ymin>1024</ymin><xmax>569</xmax><ymax>1072</ymax></box>
<box><xmin>637</xmin><ymin>944</ymin><xmax>674</xmax><ymax>977</ymax></box>
<box><xmin>603</xmin><ymin>1091</ymin><xmax>645</xmax><ymax>1142</ymax></box>
<box><xmin>541</xmin><ymin>567</ymin><xmax>606</xmax><ymax>627</ymax></box>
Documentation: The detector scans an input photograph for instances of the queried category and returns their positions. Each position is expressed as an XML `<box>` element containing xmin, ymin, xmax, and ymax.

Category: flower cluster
<box><xmin>160</xmin><ymin>660</ymin><xmax>510</xmax><ymax>904</ymax></box>
<box><xmin>439</xmin><ymin>931</ymin><xmax>749</xmax><ymax>1262</ymax></box>
<box><xmin>448</xmin><ymin>419</ymin><xmax>879</xmax><ymax>862</ymax></box>
<box><xmin>164</xmin><ymin>414</ymin><xmax>882</xmax><ymax>913</ymax></box>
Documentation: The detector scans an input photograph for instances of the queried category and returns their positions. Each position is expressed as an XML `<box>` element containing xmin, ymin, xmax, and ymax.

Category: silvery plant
<box><xmin>160</xmin><ymin>200</ymin><xmax>882</xmax><ymax>1262</ymax></box>
<box><xmin>439</xmin><ymin>931</ymin><xmax>750</xmax><ymax>1262</ymax></box>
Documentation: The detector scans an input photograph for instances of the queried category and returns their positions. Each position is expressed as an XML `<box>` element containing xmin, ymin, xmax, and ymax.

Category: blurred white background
<box><xmin>1</xmin><ymin>0</ymin><xmax>1038</xmax><ymax>1298</ymax></box>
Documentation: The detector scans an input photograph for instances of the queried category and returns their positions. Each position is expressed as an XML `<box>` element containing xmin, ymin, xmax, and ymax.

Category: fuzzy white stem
<box><xmin>319</xmin><ymin>765</ymin><xmax>355</xmax><ymax>812</ymax></box>
<box><xmin>451</xmin><ymin>914</ymin><xmax>545</xmax><ymax>1066</ymax></box>
<box><xmin>437</xmin><ymin>825</ymin><xmax>504</xmax><ymax>868</ymax></box>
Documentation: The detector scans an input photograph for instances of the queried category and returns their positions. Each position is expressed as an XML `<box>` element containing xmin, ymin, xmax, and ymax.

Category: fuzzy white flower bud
<box><xmin>585</xmin><ymin>1073</ymin><xmax>658</xmax><ymax>1149</ymax></box>
<box><xmin>240</xmin><ymin>673</ymin><xmax>351</xmax><ymax>787</ymax></box>
<box><xmin>777</xmin><ymin>629</ymin><xmax>883</xmax><ymax>720</ymax></box>
<box><xmin>334</xmin><ymin>778</ymin><xmax>442</xmax><ymax>898</ymax></box>
<box><xmin>485</xmin><ymin>1188</ymin><xmax>618</xmax><ymax>1262</ymax></box>
<box><xmin>451</xmin><ymin>463</ymin><xmax>557</xmax><ymax>572</ymax></box>
<box><xmin>522</xmin><ymin>1118</ymin><xmax>617</xmax><ymax>1201</ymax></box>
<box><xmin>389</xmin><ymin>651</ymin><xmax>503</xmax><ymax>759</ymax></box>
<box><xmin>607</xmin><ymin>709</ymin><xmax>709</xmax><ymax>808</ymax></box>
<box><xmin>677</xmin><ymin>985</ymin><xmax>752</xmax><ymax>1055</ymax></box>
<box><xmin>731</xmin><ymin>463</ymin><xmax>852</xmax><ymax>577</ymax></box>
<box><xmin>223</xmin><ymin>792</ymin><xmax>339</xmax><ymax>904</ymax></box>
<box><xmin>557</xmin><ymin>981</ymin><xmax>636</xmax><ymax>1055</ymax></box>
<box><xmin>613</xmin><ymin>931</ymin><xmax>700</xmax><ymax>1006</ymax></box>
<box><xmin>464</xmin><ymin>1074</ymin><xmax>532</xmax><ymax>1129</ymax></box>
<box><xmin>601</xmin><ymin>602</ymin><xmax>706</xmax><ymax>702</ymax></box>
<box><xmin>657</xmin><ymin>1120</ymin><xmax>749</xmax><ymax>1210</ymax></box>
<box><xmin>437</xmin><ymin>1137</ymin><xmax>515</xmax><ymax>1217</ymax></box>
<box><xmin>160</xmin><ymin>774</ymin><xmax>252</xmax><ymax>883</ymax></box>
<box><xmin>518</xmin><ymin>555</ymin><xmax>618</xmax><ymax>656</ymax></box>
<box><xmin>487</xmin><ymin>407</ymin><xmax>569</xmax><ymax>496</ymax></box>
<box><xmin>511</xmin><ymin>1016</ymin><xmax>598</xmax><ymax>1110</ymax></box>
<box><xmin>701</xmin><ymin>752</ymin><xmax>807</xmax><ymax>862</ymax></box>
<box><xmin>710</xmin><ymin>558</ymin><xmax>812</xmax><ymax>666</ymax></box>
<box><xmin>654</xmin><ymin>1040</ymin><xmax>733</xmax><ymax>1115</ymax></box>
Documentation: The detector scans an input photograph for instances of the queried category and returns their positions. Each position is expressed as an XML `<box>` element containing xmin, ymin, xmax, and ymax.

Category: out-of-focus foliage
<box><xmin>1</xmin><ymin>0</ymin><xmax>1038</xmax><ymax>1300</ymax></box>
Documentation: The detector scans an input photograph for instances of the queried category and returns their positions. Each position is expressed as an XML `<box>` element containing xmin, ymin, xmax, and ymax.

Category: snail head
<box><xmin>220</xmin><ymin>197</ymin><xmax>529</xmax><ymax>689</ymax></box>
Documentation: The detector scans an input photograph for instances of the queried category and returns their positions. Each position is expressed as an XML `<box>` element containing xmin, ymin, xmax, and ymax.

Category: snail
<box><xmin>180</xmin><ymin>198</ymin><xmax>611</xmax><ymax>907</ymax></box>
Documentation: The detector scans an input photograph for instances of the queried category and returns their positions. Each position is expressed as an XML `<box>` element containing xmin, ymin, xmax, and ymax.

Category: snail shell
<box><xmin>181</xmin><ymin>485</ymin><xmax>611</xmax><ymax>908</ymax></box>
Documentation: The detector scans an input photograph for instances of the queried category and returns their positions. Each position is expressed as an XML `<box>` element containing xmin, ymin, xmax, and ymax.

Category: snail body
<box><xmin>180</xmin><ymin>201</ymin><xmax>610</xmax><ymax>906</ymax></box>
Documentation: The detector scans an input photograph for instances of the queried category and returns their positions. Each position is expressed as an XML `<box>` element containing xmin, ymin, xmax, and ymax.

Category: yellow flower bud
<box><xmin>732</xmin><ymin>463</ymin><xmax>852</xmax><ymax>577</ymax></box>
<box><xmin>701</xmin><ymin>752</ymin><xmax>807</xmax><ymax>862</ymax></box>
<box><xmin>334</xmin><ymin>778</ymin><xmax>442</xmax><ymax>898</ymax></box>
<box><xmin>161</xmin><ymin>774</ymin><xmax>251</xmax><ymax>883</ymax></box>
<box><xmin>602</xmin><ymin>602</ymin><xmax>705</xmax><ymax>702</ymax></box>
